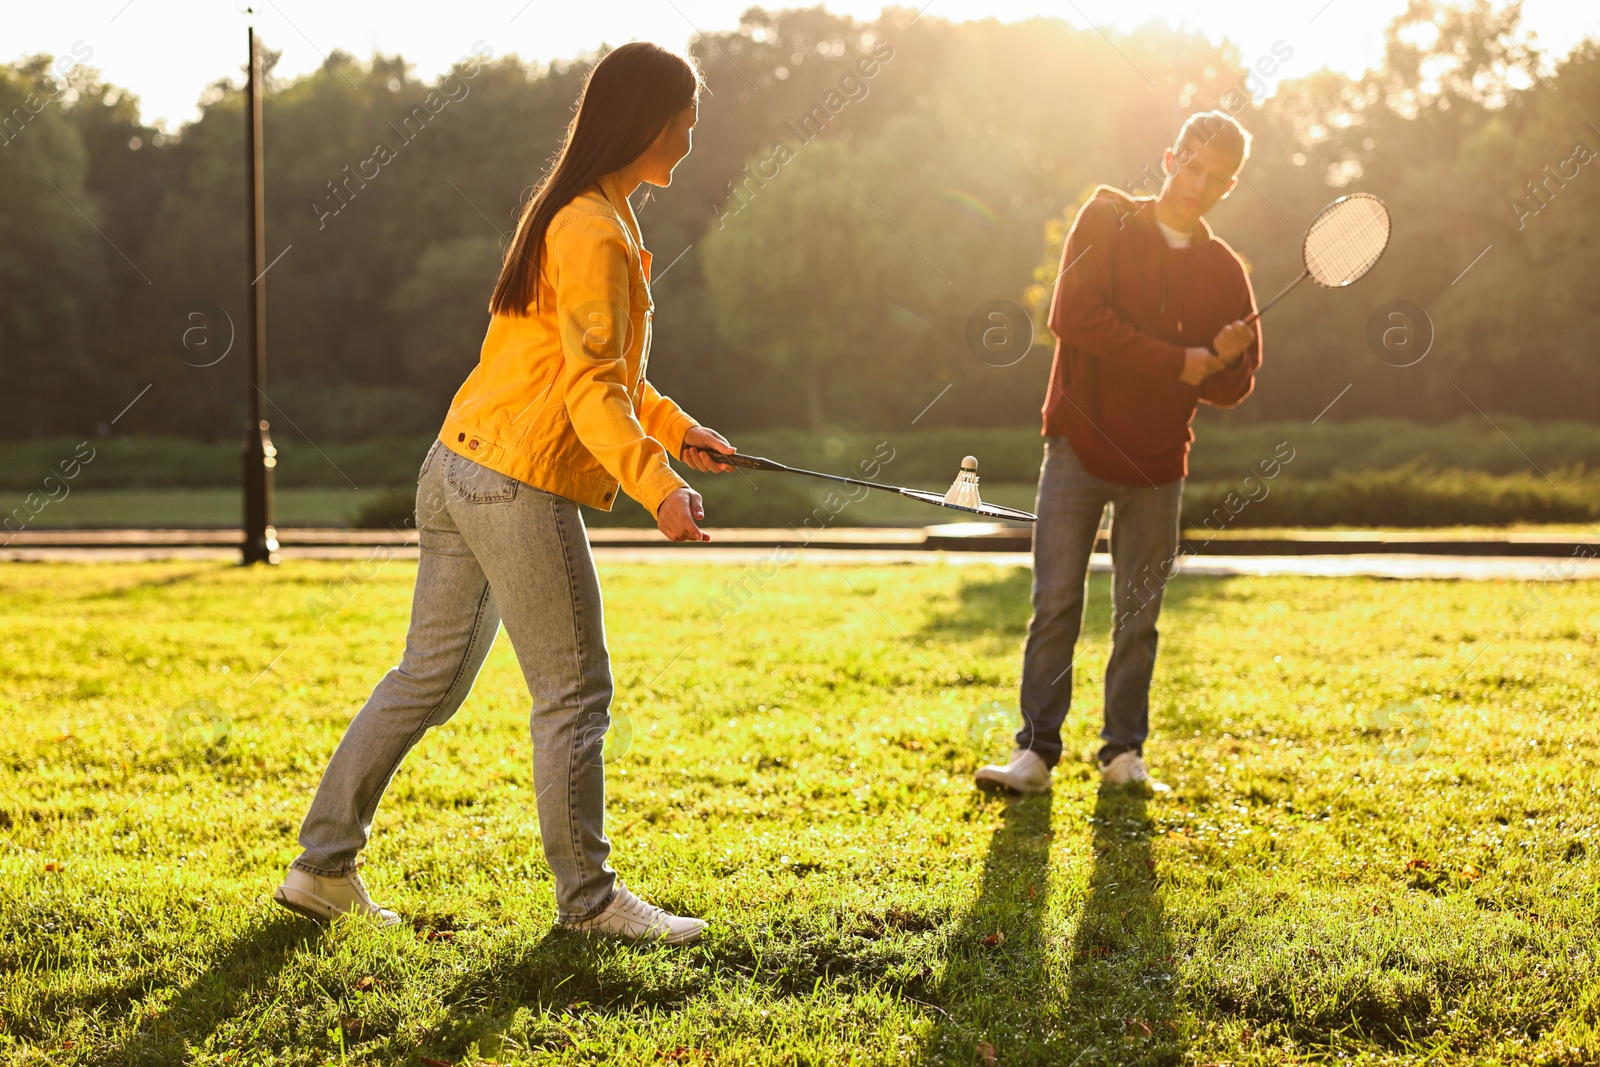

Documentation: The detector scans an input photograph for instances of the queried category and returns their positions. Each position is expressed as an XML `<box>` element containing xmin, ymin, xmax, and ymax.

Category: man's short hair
<box><xmin>1174</xmin><ymin>110</ymin><xmax>1251</xmax><ymax>168</ymax></box>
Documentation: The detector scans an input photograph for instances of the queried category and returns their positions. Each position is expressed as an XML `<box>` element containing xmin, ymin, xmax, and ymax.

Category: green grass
<box><xmin>3</xmin><ymin>561</ymin><xmax>1598</xmax><ymax>1065</ymax></box>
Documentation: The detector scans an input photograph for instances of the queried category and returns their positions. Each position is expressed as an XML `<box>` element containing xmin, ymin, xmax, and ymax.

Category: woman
<box><xmin>274</xmin><ymin>42</ymin><xmax>733</xmax><ymax>945</ymax></box>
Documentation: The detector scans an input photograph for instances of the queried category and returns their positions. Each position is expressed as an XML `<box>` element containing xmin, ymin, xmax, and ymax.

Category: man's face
<box><xmin>1161</xmin><ymin>138</ymin><xmax>1242</xmax><ymax>227</ymax></box>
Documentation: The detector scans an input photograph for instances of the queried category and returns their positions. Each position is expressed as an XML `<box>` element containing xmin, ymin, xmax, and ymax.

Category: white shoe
<box><xmin>273</xmin><ymin>865</ymin><xmax>401</xmax><ymax>927</ymax></box>
<box><xmin>1099</xmin><ymin>751</ymin><xmax>1170</xmax><ymax>793</ymax></box>
<box><xmin>974</xmin><ymin>747</ymin><xmax>1053</xmax><ymax>794</ymax></box>
<box><xmin>561</xmin><ymin>882</ymin><xmax>707</xmax><ymax>945</ymax></box>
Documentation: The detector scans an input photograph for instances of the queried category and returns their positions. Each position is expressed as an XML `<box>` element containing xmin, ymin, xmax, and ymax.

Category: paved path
<box><xmin>4</xmin><ymin>541</ymin><xmax>1598</xmax><ymax>580</ymax></box>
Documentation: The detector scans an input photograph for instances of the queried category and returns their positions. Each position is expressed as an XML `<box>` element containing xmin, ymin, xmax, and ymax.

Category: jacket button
<box><xmin>468</xmin><ymin>439</ymin><xmax>478</xmax><ymax>450</ymax></box>
<box><xmin>457</xmin><ymin>433</ymin><xmax>465</xmax><ymax>442</ymax></box>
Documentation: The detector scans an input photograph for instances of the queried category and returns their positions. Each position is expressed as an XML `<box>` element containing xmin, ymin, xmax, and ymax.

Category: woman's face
<box><xmin>639</xmin><ymin>101</ymin><xmax>698</xmax><ymax>187</ymax></box>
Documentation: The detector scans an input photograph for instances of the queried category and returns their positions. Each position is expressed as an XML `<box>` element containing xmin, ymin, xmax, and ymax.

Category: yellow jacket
<box><xmin>437</xmin><ymin>171</ymin><xmax>698</xmax><ymax>515</ymax></box>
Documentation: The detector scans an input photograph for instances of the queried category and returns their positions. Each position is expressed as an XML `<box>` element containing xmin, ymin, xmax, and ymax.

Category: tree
<box><xmin>700</xmin><ymin>140</ymin><xmax>898</xmax><ymax>429</ymax></box>
<box><xmin>0</xmin><ymin>61</ymin><xmax>107</xmax><ymax>438</ymax></box>
<box><xmin>388</xmin><ymin>234</ymin><xmax>500</xmax><ymax>396</ymax></box>
<box><xmin>4</xmin><ymin>1</ymin><xmax>1599</xmax><ymax>437</ymax></box>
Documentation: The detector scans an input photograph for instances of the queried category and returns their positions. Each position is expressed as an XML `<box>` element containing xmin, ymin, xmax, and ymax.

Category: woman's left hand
<box><xmin>681</xmin><ymin>426</ymin><xmax>737</xmax><ymax>473</ymax></box>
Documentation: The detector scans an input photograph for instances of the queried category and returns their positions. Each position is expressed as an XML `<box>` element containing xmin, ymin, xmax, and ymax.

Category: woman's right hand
<box><xmin>657</xmin><ymin>487</ymin><xmax>709</xmax><ymax>542</ymax></box>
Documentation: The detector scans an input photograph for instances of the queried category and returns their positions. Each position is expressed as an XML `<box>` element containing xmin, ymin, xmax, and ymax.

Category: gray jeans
<box><xmin>1017</xmin><ymin>438</ymin><xmax>1183</xmax><ymax>767</ymax></box>
<box><xmin>292</xmin><ymin>439</ymin><xmax>617</xmax><ymax>923</ymax></box>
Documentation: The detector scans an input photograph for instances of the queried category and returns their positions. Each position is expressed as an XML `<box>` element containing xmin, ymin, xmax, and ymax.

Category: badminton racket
<box><xmin>691</xmin><ymin>449</ymin><xmax>1038</xmax><ymax>523</ymax></box>
<box><xmin>1215</xmin><ymin>192</ymin><xmax>1391</xmax><ymax>354</ymax></box>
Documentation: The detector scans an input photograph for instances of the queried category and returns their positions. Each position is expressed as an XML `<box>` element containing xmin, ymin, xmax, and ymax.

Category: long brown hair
<box><xmin>488</xmin><ymin>43</ymin><xmax>702</xmax><ymax>317</ymax></box>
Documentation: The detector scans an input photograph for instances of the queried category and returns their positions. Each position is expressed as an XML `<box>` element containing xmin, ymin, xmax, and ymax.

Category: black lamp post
<box><xmin>242</xmin><ymin>24</ymin><xmax>279</xmax><ymax>565</ymax></box>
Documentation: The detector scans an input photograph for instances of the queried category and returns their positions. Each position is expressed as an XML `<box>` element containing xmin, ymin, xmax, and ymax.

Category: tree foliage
<box><xmin>2</xmin><ymin>2</ymin><xmax>1595</xmax><ymax>441</ymax></box>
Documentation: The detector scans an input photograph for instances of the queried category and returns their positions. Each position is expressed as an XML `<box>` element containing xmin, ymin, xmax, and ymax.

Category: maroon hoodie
<box><xmin>1042</xmin><ymin>184</ymin><xmax>1261</xmax><ymax>486</ymax></box>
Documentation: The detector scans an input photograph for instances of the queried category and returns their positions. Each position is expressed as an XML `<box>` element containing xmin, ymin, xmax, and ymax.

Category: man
<box><xmin>977</xmin><ymin>110</ymin><xmax>1262</xmax><ymax>795</ymax></box>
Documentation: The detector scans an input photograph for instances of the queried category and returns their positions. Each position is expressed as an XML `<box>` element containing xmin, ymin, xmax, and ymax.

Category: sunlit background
<box><xmin>8</xmin><ymin>1</ymin><xmax>1597</xmax><ymax>130</ymax></box>
<box><xmin>7</xmin><ymin>11</ymin><xmax>1600</xmax><ymax>1059</ymax></box>
<box><xmin>4</xmin><ymin>0</ymin><xmax>1599</xmax><ymax>531</ymax></box>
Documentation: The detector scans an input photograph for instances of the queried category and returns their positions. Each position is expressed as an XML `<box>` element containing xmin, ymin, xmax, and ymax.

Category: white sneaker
<box><xmin>561</xmin><ymin>882</ymin><xmax>707</xmax><ymax>945</ymax></box>
<box><xmin>974</xmin><ymin>747</ymin><xmax>1053</xmax><ymax>794</ymax></box>
<box><xmin>1099</xmin><ymin>751</ymin><xmax>1170</xmax><ymax>793</ymax></box>
<box><xmin>273</xmin><ymin>865</ymin><xmax>401</xmax><ymax>927</ymax></box>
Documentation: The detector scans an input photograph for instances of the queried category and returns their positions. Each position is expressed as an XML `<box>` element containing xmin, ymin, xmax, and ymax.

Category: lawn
<box><xmin>2</xmin><ymin>559</ymin><xmax>1597</xmax><ymax>1065</ymax></box>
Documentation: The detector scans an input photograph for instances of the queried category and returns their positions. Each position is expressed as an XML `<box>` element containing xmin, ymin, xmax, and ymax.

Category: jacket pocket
<box><xmin>444</xmin><ymin>451</ymin><xmax>520</xmax><ymax>504</ymax></box>
<box><xmin>507</xmin><ymin>371</ymin><xmax>565</xmax><ymax>454</ymax></box>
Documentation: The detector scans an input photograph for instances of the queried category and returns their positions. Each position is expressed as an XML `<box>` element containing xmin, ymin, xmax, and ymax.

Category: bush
<box><xmin>12</xmin><ymin>417</ymin><xmax>1600</xmax><ymax>490</ymax></box>
<box><xmin>268</xmin><ymin>382</ymin><xmax>443</xmax><ymax>441</ymax></box>
<box><xmin>0</xmin><ymin>436</ymin><xmax>439</xmax><ymax>491</ymax></box>
<box><xmin>1182</xmin><ymin>414</ymin><xmax>1600</xmax><ymax>481</ymax></box>
<box><xmin>349</xmin><ymin>487</ymin><xmax>418</xmax><ymax>530</ymax></box>
<box><xmin>586</xmin><ymin>470</ymin><xmax>853</xmax><ymax>529</ymax></box>
<box><xmin>349</xmin><ymin>472</ymin><xmax>829</xmax><ymax>531</ymax></box>
<box><xmin>1183</xmin><ymin>463</ymin><xmax>1600</xmax><ymax>529</ymax></box>
<box><xmin>11</xmin><ymin>420</ymin><xmax>1600</xmax><ymax>530</ymax></box>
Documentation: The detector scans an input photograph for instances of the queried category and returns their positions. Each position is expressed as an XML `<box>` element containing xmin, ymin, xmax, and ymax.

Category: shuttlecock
<box><xmin>943</xmin><ymin>456</ymin><xmax>982</xmax><ymax>508</ymax></box>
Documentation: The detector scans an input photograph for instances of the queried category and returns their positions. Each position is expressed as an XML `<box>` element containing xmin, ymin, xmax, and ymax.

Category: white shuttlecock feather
<box><xmin>943</xmin><ymin>456</ymin><xmax>982</xmax><ymax>508</ymax></box>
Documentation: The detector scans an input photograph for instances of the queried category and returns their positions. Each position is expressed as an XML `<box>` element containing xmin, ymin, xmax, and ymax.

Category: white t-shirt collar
<box><xmin>1155</xmin><ymin>217</ymin><xmax>1193</xmax><ymax>249</ymax></box>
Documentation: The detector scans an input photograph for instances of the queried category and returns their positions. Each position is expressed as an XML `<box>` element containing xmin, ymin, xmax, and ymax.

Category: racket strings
<box><xmin>902</xmin><ymin>487</ymin><xmax>1032</xmax><ymax>522</ymax></box>
<box><xmin>1304</xmin><ymin>193</ymin><xmax>1391</xmax><ymax>287</ymax></box>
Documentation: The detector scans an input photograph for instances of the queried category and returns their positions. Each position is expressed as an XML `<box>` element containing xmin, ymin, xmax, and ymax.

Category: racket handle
<box><xmin>1205</xmin><ymin>309</ymin><xmax>1260</xmax><ymax>355</ymax></box>
<box><xmin>1203</xmin><ymin>270</ymin><xmax>1306</xmax><ymax>356</ymax></box>
<box><xmin>687</xmin><ymin>447</ymin><xmax>786</xmax><ymax>473</ymax></box>
<box><xmin>1249</xmin><ymin>268</ymin><xmax>1311</xmax><ymax>322</ymax></box>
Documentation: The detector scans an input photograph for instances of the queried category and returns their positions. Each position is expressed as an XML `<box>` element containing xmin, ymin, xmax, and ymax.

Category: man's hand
<box><xmin>681</xmin><ymin>425</ymin><xmax>736</xmax><ymax>473</ymax></box>
<box><xmin>1212</xmin><ymin>319</ymin><xmax>1254</xmax><ymax>365</ymax></box>
<box><xmin>657</xmin><ymin>487</ymin><xmax>709</xmax><ymax>542</ymax></box>
<box><xmin>1179</xmin><ymin>347</ymin><xmax>1225</xmax><ymax>386</ymax></box>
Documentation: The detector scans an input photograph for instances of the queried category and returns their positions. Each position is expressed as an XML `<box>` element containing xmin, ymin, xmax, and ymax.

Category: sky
<box><xmin>5</xmin><ymin>0</ymin><xmax>1597</xmax><ymax>132</ymax></box>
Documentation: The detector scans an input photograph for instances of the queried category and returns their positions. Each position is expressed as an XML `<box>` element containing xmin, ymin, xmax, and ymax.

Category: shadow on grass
<box><xmin>419</xmin><ymin>924</ymin><xmax>713</xmax><ymax>1060</ymax></box>
<box><xmin>1061</xmin><ymin>787</ymin><xmax>1181</xmax><ymax>1065</ymax></box>
<box><xmin>413</xmin><ymin>891</ymin><xmax>958</xmax><ymax>1060</ymax></box>
<box><xmin>916</xmin><ymin>565</ymin><xmax>1224</xmax><ymax>644</ymax></box>
<box><xmin>921</xmin><ymin>791</ymin><xmax>1055</xmax><ymax>1065</ymax></box>
<box><xmin>920</xmin><ymin>786</ymin><xmax>1181</xmax><ymax>1066</ymax></box>
<box><xmin>80</xmin><ymin>567</ymin><xmax>215</xmax><ymax>601</ymax></box>
<box><xmin>105</xmin><ymin>913</ymin><xmax>317</xmax><ymax>1064</ymax></box>
<box><xmin>918</xmin><ymin>565</ymin><xmax>1035</xmax><ymax>638</ymax></box>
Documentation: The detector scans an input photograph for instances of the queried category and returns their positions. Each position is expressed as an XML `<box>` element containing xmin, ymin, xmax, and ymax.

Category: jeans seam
<box><xmin>552</xmin><ymin>501</ymin><xmax>596</xmax><ymax>918</ymax></box>
<box><xmin>1100</xmin><ymin>479</ymin><xmax>1181</xmax><ymax>753</ymax></box>
<box><xmin>419</xmin><ymin>438</ymin><xmax>442</xmax><ymax>478</ymax></box>
<box><xmin>289</xmin><ymin>858</ymin><xmax>348</xmax><ymax>878</ymax></box>
<box><xmin>560</xmin><ymin>882</ymin><xmax>618</xmax><ymax>925</ymax></box>
<box><xmin>348</xmin><ymin>578</ymin><xmax>496</xmax><ymax>841</ymax></box>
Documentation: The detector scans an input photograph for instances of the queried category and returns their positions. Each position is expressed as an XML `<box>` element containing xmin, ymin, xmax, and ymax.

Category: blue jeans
<box><xmin>292</xmin><ymin>439</ymin><xmax>617</xmax><ymax>923</ymax></box>
<box><xmin>1017</xmin><ymin>438</ymin><xmax>1184</xmax><ymax>767</ymax></box>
